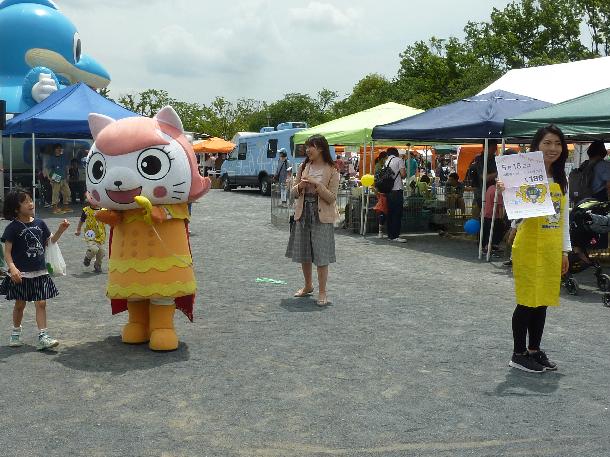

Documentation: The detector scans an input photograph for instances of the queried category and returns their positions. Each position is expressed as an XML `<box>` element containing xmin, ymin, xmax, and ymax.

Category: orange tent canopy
<box><xmin>456</xmin><ymin>143</ymin><xmax>576</xmax><ymax>181</ymax></box>
<box><xmin>193</xmin><ymin>137</ymin><xmax>235</xmax><ymax>154</ymax></box>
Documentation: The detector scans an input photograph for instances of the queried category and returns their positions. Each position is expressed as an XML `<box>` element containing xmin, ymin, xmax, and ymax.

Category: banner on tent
<box><xmin>496</xmin><ymin>151</ymin><xmax>555</xmax><ymax>219</ymax></box>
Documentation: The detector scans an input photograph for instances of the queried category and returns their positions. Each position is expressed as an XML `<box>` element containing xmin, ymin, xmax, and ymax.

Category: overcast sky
<box><xmin>59</xmin><ymin>0</ymin><xmax>512</xmax><ymax>105</ymax></box>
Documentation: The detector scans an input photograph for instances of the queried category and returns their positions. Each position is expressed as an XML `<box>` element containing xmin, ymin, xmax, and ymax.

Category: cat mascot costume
<box><xmin>87</xmin><ymin>106</ymin><xmax>211</xmax><ymax>351</ymax></box>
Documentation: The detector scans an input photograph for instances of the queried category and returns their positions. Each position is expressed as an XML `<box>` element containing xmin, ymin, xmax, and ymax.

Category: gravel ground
<box><xmin>0</xmin><ymin>189</ymin><xmax>609</xmax><ymax>457</ymax></box>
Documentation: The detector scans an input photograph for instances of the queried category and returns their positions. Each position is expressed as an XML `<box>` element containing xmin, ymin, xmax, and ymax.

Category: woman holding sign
<box><xmin>499</xmin><ymin>125</ymin><xmax>571</xmax><ymax>373</ymax></box>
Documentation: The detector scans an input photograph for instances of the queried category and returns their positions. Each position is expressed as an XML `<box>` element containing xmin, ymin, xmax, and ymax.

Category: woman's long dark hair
<box><xmin>375</xmin><ymin>150</ymin><xmax>389</xmax><ymax>165</ymax></box>
<box><xmin>301</xmin><ymin>134</ymin><xmax>335</xmax><ymax>171</ymax></box>
<box><xmin>530</xmin><ymin>124</ymin><xmax>568</xmax><ymax>195</ymax></box>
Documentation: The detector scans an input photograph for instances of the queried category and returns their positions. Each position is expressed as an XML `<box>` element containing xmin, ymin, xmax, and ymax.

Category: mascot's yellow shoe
<box><xmin>122</xmin><ymin>301</ymin><xmax>150</xmax><ymax>344</ymax></box>
<box><xmin>149</xmin><ymin>304</ymin><xmax>179</xmax><ymax>351</ymax></box>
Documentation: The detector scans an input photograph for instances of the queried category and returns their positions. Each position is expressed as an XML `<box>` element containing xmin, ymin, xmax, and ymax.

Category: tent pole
<box><xmin>9</xmin><ymin>134</ymin><xmax>12</xmax><ymax>191</ymax></box>
<box><xmin>478</xmin><ymin>138</ymin><xmax>489</xmax><ymax>259</ymax></box>
<box><xmin>486</xmin><ymin>139</ymin><xmax>505</xmax><ymax>262</ymax></box>
<box><xmin>0</xmin><ymin>130</ymin><xmax>3</xmax><ymax>203</ymax></box>
<box><xmin>31</xmin><ymin>133</ymin><xmax>36</xmax><ymax>204</ymax></box>
<box><xmin>360</xmin><ymin>142</ymin><xmax>366</xmax><ymax>235</ymax></box>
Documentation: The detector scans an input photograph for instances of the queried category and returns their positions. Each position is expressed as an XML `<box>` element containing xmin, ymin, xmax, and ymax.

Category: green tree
<box><xmin>395</xmin><ymin>38</ymin><xmax>498</xmax><ymax>110</ymax></box>
<box><xmin>117</xmin><ymin>89</ymin><xmax>172</xmax><ymax>117</ymax></box>
<box><xmin>334</xmin><ymin>74</ymin><xmax>397</xmax><ymax>115</ymax></box>
<box><xmin>580</xmin><ymin>0</ymin><xmax>610</xmax><ymax>55</ymax></box>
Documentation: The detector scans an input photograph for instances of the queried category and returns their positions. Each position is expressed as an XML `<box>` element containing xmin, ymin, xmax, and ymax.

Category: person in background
<box><xmin>286</xmin><ymin>135</ymin><xmax>340</xmax><ymax>306</ymax></box>
<box><xmin>469</xmin><ymin>141</ymin><xmax>498</xmax><ymax>218</ymax></box>
<box><xmin>74</xmin><ymin>200</ymin><xmax>107</xmax><ymax>273</ymax></box>
<box><xmin>436</xmin><ymin>158</ymin><xmax>450</xmax><ymax>183</ymax></box>
<box><xmin>374</xmin><ymin>151</ymin><xmax>389</xmax><ymax>238</ymax></box>
<box><xmin>445</xmin><ymin>172</ymin><xmax>465</xmax><ymax>213</ymax></box>
<box><xmin>404</xmin><ymin>149</ymin><xmax>418</xmax><ymax>180</ymax></box>
<box><xmin>203</xmin><ymin>154</ymin><xmax>215</xmax><ymax>177</ymax></box>
<box><xmin>384</xmin><ymin>147</ymin><xmax>407</xmax><ymax>243</ymax></box>
<box><xmin>588</xmin><ymin>140</ymin><xmax>610</xmax><ymax>202</ymax></box>
<box><xmin>275</xmin><ymin>149</ymin><xmax>289</xmax><ymax>205</ymax></box>
<box><xmin>481</xmin><ymin>181</ymin><xmax>506</xmax><ymax>254</ymax></box>
<box><xmin>334</xmin><ymin>154</ymin><xmax>346</xmax><ymax>176</ymax></box>
<box><xmin>68</xmin><ymin>159</ymin><xmax>83</xmax><ymax>204</ymax></box>
<box><xmin>45</xmin><ymin>143</ymin><xmax>72</xmax><ymax>214</ymax></box>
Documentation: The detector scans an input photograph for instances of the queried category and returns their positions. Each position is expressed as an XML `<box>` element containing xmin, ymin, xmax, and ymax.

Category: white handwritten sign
<box><xmin>495</xmin><ymin>151</ymin><xmax>556</xmax><ymax>219</ymax></box>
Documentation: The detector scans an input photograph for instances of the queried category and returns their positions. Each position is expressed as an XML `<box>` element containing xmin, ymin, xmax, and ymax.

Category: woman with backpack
<box><xmin>382</xmin><ymin>148</ymin><xmax>407</xmax><ymax>242</ymax></box>
<box><xmin>286</xmin><ymin>135</ymin><xmax>340</xmax><ymax>306</ymax></box>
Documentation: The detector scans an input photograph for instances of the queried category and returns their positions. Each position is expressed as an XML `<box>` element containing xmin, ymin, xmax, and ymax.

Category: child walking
<box><xmin>1</xmin><ymin>190</ymin><xmax>70</xmax><ymax>350</ymax></box>
<box><xmin>74</xmin><ymin>202</ymin><xmax>106</xmax><ymax>272</ymax></box>
<box><xmin>500</xmin><ymin>125</ymin><xmax>571</xmax><ymax>373</ymax></box>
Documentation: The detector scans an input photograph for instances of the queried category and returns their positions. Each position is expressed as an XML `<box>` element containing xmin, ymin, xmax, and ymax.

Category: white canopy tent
<box><xmin>478</xmin><ymin>56</ymin><xmax>610</xmax><ymax>104</ymax></box>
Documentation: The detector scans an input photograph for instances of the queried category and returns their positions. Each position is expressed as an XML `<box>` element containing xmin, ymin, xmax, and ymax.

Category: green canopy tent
<box><xmin>504</xmin><ymin>87</ymin><xmax>610</xmax><ymax>140</ymax></box>
<box><xmin>294</xmin><ymin>102</ymin><xmax>423</xmax><ymax>146</ymax></box>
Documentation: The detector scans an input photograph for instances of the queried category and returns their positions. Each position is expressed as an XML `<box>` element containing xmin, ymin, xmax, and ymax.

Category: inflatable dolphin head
<box><xmin>0</xmin><ymin>0</ymin><xmax>111</xmax><ymax>112</ymax></box>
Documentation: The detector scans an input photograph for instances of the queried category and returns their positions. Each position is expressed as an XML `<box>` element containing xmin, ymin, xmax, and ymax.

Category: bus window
<box><xmin>290</xmin><ymin>136</ymin><xmax>295</xmax><ymax>156</ymax></box>
<box><xmin>267</xmin><ymin>139</ymin><xmax>278</xmax><ymax>159</ymax></box>
<box><xmin>238</xmin><ymin>143</ymin><xmax>247</xmax><ymax>160</ymax></box>
<box><xmin>227</xmin><ymin>147</ymin><xmax>238</xmax><ymax>160</ymax></box>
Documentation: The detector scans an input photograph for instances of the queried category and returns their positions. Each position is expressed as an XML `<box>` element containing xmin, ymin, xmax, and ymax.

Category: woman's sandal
<box><xmin>317</xmin><ymin>294</ymin><xmax>330</xmax><ymax>306</ymax></box>
<box><xmin>294</xmin><ymin>288</ymin><xmax>314</xmax><ymax>298</ymax></box>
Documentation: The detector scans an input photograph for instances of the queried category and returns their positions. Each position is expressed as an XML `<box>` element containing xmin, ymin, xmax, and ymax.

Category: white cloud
<box><xmin>144</xmin><ymin>25</ymin><xmax>229</xmax><ymax>77</ymax></box>
<box><xmin>143</xmin><ymin>2</ymin><xmax>284</xmax><ymax>78</ymax></box>
<box><xmin>289</xmin><ymin>2</ymin><xmax>360</xmax><ymax>30</ymax></box>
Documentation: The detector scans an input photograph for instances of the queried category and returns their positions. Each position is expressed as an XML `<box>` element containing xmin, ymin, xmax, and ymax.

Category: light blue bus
<box><xmin>220</xmin><ymin>122</ymin><xmax>309</xmax><ymax>195</ymax></box>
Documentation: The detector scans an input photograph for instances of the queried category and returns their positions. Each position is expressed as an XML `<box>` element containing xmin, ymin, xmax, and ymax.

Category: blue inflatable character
<box><xmin>0</xmin><ymin>0</ymin><xmax>111</xmax><ymax>113</ymax></box>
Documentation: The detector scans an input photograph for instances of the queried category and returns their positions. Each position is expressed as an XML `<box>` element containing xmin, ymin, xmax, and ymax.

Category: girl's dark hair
<box><xmin>530</xmin><ymin>124</ymin><xmax>568</xmax><ymax>194</ymax></box>
<box><xmin>386</xmin><ymin>147</ymin><xmax>399</xmax><ymax>157</ymax></box>
<box><xmin>375</xmin><ymin>150</ymin><xmax>389</xmax><ymax>165</ymax></box>
<box><xmin>420</xmin><ymin>174</ymin><xmax>431</xmax><ymax>184</ymax></box>
<box><xmin>301</xmin><ymin>134</ymin><xmax>334</xmax><ymax>170</ymax></box>
<box><xmin>3</xmin><ymin>190</ymin><xmax>31</xmax><ymax>220</ymax></box>
<box><xmin>587</xmin><ymin>140</ymin><xmax>607</xmax><ymax>160</ymax></box>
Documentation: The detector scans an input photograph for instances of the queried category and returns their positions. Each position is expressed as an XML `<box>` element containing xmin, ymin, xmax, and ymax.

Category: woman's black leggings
<box><xmin>512</xmin><ymin>305</ymin><xmax>547</xmax><ymax>354</ymax></box>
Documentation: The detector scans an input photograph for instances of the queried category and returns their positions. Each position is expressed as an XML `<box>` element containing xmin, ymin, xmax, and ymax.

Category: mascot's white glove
<box><xmin>31</xmin><ymin>73</ymin><xmax>58</xmax><ymax>103</ymax></box>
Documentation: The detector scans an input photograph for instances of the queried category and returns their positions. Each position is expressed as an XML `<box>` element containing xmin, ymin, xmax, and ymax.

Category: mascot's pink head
<box><xmin>86</xmin><ymin>106</ymin><xmax>210</xmax><ymax>209</ymax></box>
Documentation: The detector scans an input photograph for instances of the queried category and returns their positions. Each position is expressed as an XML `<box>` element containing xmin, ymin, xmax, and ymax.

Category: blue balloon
<box><xmin>464</xmin><ymin>218</ymin><xmax>481</xmax><ymax>235</ymax></box>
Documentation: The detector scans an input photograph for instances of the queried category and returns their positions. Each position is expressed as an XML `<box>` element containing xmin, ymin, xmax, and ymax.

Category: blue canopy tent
<box><xmin>3</xmin><ymin>82</ymin><xmax>139</xmax><ymax>201</ymax></box>
<box><xmin>372</xmin><ymin>90</ymin><xmax>551</xmax><ymax>259</ymax></box>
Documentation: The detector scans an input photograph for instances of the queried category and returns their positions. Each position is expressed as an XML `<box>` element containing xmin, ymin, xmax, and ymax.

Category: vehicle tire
<box><xmin>564</xmin><ymin>277</ymin><xmax>579</xmax><ymax>295</ymax></box>
<box><xmin>597</xmin><ymin>273</ymin><xmax>610</xmax><ymax>291</ymax></box>
<box><xmin>222</xmin><ymin>176</ymin><xmax>232</xmax><ymax>192</ymax></box>
<box><xmin>260</xmin><ymin>176</ymin><xmax>271</xmax><ymax>196</ymax></box>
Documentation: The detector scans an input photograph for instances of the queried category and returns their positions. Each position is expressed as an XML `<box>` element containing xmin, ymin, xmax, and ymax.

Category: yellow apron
<box><xmin>512</xmin><ymin>182</ymin><xmax>566</xmax><ymax>308</ymax></box>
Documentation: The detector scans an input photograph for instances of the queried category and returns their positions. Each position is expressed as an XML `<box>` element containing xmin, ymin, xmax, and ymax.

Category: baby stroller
<box><xmin>563</xmin><ymin>198</ymin><xmax>610</xmax><ymax>296</ymax></box>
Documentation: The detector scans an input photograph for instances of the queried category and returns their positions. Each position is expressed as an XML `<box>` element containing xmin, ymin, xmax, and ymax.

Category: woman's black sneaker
<box><xmin>509</xmin><ymin>352</ymin><xmax>545</xmax><ymax>373</ymax></box>
<box><xmin>530</xmin><ymin>350</ymin><xmax>557</xmax><ymax>371</ymax></box>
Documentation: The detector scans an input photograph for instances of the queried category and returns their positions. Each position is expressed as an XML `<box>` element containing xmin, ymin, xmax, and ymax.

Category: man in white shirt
<box><xmin>385</xmin><ymin>147</ymin><xmax>407</xmax><ymax>242</ymax></box>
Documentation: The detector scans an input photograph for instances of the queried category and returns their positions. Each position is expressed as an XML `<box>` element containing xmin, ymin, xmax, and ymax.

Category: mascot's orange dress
<box><xmin>87</xmin><ymin>106</ymin><xmax>210</xmax><ymax>351</ymax></box>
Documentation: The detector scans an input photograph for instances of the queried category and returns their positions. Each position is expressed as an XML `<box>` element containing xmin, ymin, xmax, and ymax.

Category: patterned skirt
<box><xmin>0</xmin><ymin>274</ymin><xmax>59</xmax><ymax>302</ymax></box>
<box><xmin>286</xmin><ymin>195</ymin><xmax>336</xmax><ymax>267</ymax></box>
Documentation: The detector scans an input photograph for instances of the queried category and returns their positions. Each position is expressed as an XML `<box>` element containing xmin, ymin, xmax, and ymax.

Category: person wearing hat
<box><xmin>275</xmin><ymin>149</ymin><xmax>290</xmax><ymax>205</ymax></box>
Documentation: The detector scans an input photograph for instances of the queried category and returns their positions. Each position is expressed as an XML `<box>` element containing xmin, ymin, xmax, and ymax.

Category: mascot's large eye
<box><xmin>137</xmin><ymin>148</ymin><xmax>171</xmax><ymax>180</ymax></box>
<box><xmin>73</xmin><ymin>32</ymin><xmax>82</xmax><ymax>63</ymax></box>
<box><xmin>87</xmin><ymin>153</ymin><xmax>106</xmax><ymax>184</ymax></box>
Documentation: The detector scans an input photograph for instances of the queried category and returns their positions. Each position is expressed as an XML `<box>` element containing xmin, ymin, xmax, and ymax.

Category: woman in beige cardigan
<box><xmin>286</xmin><ymin>135</ymin><xmax>340</xmax><ymax>306</ymax></box>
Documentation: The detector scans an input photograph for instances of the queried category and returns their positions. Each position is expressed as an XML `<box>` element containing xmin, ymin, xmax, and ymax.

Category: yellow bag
<box><xmin>512</xmin><ymin>182</ymin><xmax>565</xmax><ymax>308</ymax></box>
